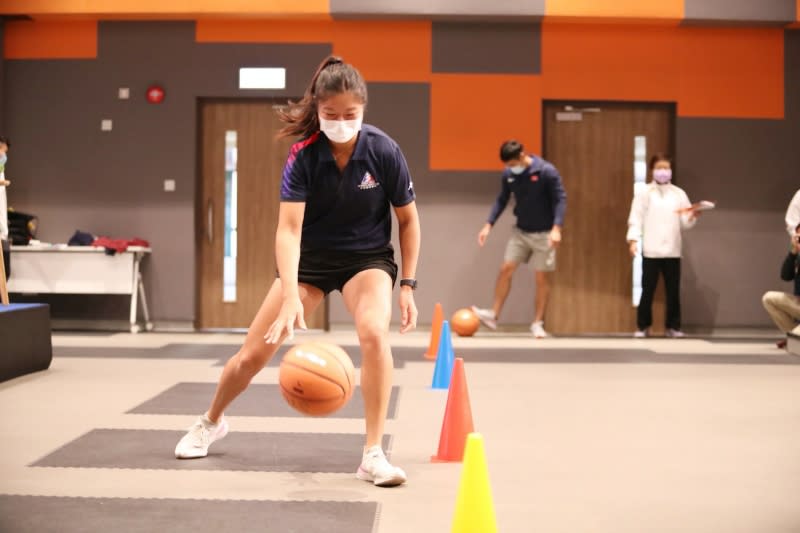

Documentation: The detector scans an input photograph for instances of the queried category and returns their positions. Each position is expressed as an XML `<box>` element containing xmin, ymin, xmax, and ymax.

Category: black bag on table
<box><xmin>7</xmin><ymin>210</ymin><xmax>37</xmax><ymax>245</ymax></box>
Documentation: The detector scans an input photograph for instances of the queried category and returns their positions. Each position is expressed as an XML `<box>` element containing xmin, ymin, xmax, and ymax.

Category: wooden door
<box><xmin>197</xmin><ymin>101</ymin><xmax>327</xmax><ymax>330</ymax></box>
<box><xmin>543</xmin><ymin>102</ymin><xmax>674</xmax><ymax>334</ymax></box>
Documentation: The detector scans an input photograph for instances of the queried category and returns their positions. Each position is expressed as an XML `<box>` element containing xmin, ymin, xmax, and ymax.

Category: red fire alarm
<box><xmin>146</xmin><ymin>85</ymin><xmax>165</xmax><ymax>104</ymax></box>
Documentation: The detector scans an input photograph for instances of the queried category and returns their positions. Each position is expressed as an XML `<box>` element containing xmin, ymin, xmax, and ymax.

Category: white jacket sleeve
<box><xmin>786</xmin><ymin>189</ymin><xmax>800</xmax><ymax>235</ymax></box>
<box><xmin>0</xmin><ymin>174</ymin><xmax>8</xmax><ymax>241</ymax></box>
<box><xmin>626</xmin><ymin>190</ymin><xmax>645</xmax><ymax>242</ymax></box>
<box><xmin>678</xmin><ymin>189</ymin><xmax>697</xmax><ymax>230</ymax></box>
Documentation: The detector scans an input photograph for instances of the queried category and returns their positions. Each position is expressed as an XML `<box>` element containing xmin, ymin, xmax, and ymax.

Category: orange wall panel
<box><xmin>4</xmin><ymin>20</ymin><xmax>97</xmax><ymax>59</ymax></box>
<box><xmin>677</xmin><ymin>27</ymin><xmax>783</xmax><ymax>118</ymax></box>
<box><xmin>546</xmin><ymin>0</ymin><xmax>683</xmax><ymax>19</ymax></box>
<box><xmin>332</xmin><ymin>22</ymin><xmax>431</xmax><ymax>82</ymax></box>
<box><xmin>196</xmin><ymin>19</ymin><xmax>334</xmax><ymax>43</ymax></box>
<box><xmin>541</xmin><ymin>23</ymin><xmax>680</xmax><ymax>102</ymax></box>
<box><xmin>430</xmin><ymin>74</ymin><xmax>541</xmax><ymax>171</ymax></box>
<box><xmin>0</xmin><ymin>0</ymin><xmax>329</xmax><ymax>17</ymax></box>
<box><xmin>196</xmin><ymin>20</ymin><xmax>431</xmax><ymax>82</ymax></box>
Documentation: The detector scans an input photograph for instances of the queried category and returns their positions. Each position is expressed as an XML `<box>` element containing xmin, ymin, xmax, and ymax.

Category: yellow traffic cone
<box><xmin>452</xmin><ymin>433</ymin><xmax>497</xmax><ymax>533</ymax></box>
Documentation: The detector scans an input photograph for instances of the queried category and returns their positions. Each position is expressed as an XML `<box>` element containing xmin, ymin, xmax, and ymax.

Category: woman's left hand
<box><xmin>398</xmin><ymin>288</ymin><xmax>418</xmax><ymax>334</ymax></box>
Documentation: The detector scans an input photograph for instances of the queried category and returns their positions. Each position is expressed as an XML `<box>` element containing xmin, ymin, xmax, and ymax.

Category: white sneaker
<box><xmin>666</xmin><ymin>329</ymin><xmax>686</xmax><ymax>338</ymax></box>
<box><xmin>633</xmin><ymin>330</ymin><xmax>647</xmax><ymax>338</ymax></box>
<box><xmin>531</xmin><ymin>321</ymin><xmax>548</xmax><ymax>338</ymax></box>
<box><xmin>356</xmin><ymin>445</ymin><xmax>407</xmax><ymax>487</ymax></box>
<box><xmin>175</xmin><ymin>415</ymin><xmax>229</xmax><ymax>459</ymax></box>
<box><xmin>471</xmin><ymin>306</ymin><xmax>497</xmax><ymax>330</ymax></box>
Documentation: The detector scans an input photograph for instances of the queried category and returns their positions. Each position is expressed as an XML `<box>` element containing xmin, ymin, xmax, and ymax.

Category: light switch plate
<box><xmin>101</xmin><ymin>119</ymin><xmax>113</xmax><ymax>131</ymax></box>
<box><xmin>164</xmin><ymin>179</ymin><xmax>176</xmax><ymax>192</ymax></box>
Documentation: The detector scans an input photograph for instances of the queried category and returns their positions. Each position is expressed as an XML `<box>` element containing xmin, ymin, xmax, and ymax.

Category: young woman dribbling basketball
<box><xmin>174</xmin><ymin>56</ymin><xmax>420</xmax><ymax>487</ymax></box>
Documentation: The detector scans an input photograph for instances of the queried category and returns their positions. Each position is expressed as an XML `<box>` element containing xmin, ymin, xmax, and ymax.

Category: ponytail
<box><xmin>278</xmin><ymin>55</ymin><xmax>367</xmax><ymax>139</ymax></box>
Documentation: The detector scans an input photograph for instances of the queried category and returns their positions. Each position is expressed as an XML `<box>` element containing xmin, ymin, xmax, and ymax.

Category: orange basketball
<box><xmin>279</xmin><ymin>342</ymin><xmax>356</xmax><ymax>416</ymax></box>
<box><xmin>451</xmin><ymin>308</ymin><xmax>480</xmax><ymax>337</ymax></box>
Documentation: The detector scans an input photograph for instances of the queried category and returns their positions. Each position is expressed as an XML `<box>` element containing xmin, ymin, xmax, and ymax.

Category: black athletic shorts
<box><xmin>284</xmin><ymin>245</ymin><xmax>398</xmax><ymax>295</ymax></box>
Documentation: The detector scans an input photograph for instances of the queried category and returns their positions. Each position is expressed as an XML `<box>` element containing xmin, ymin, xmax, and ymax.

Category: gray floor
<box><xmin>2</xmin><ymin>330</ymin><xmax>800</xmax><ymax>533</ymax></box>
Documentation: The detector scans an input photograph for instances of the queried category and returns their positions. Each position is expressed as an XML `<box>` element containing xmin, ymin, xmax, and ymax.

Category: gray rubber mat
<box><xmin>31</xmin><ymin>429</ymin><xmax>391</xmax><ymax>473</ymax></box>
<box><xmin>127</xmin><ymin>382</ymin><xmax>399</xmax><ymax>419</ymax></box>
<box><xmin>0</xmin><ymin>495</ymin><xmax>378</xmax><ymax>533</ymax></box>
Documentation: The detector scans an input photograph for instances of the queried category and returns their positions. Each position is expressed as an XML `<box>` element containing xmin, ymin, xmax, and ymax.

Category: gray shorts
<box><xmin>504</xmin><ymin>227</ymin><xmax>556</xmax><ymax>271</ymax></box>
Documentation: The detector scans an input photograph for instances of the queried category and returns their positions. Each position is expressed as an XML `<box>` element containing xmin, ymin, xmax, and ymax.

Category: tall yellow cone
<box><xmin>452</xmin><ymin>433</ymin><xmax>497</xmax><ymax>533</ymax></box>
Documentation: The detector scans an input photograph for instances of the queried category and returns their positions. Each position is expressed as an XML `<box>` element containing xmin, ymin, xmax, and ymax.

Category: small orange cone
<box><xmin>432</xmin><ymin>358</ymin><xmax>474</xmax><ymax>462</ymax></box>
<box><xmin>424</xmin><ymin>302</ymin><xmax>444</xmax><ymax>360</ymax></box>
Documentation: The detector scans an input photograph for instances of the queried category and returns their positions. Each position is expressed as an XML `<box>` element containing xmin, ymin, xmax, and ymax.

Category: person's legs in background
<box><xmin>472</xmin><ymin>229</ymin><xmax>529</xmax><ymax>330</ymax></box>
<box><xmin>762</xmin><ymin>291</ymin><xmax>800</xmax><ymax>348</ymax></box>
<box><xmin>636</xmin><ymin>257</ymin><xmax>661</xmax><ymax>337</ymax></box>
<box><xmin>663</xmin><ymin>258</ymin><xmax>683</xmax><ymax>337</ymax></box>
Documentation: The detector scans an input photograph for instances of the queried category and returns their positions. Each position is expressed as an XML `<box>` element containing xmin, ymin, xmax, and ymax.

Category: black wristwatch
<box><xmin>399</xmin><ymin>278</ymin><xmax>418</xmax><ymax>290</ymax></box>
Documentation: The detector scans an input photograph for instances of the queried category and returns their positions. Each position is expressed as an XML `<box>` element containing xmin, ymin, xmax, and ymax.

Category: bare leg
<box><xmin>342</xmin><ymin>269</ymin><xmax>393</xmax><ymax>449</ymax></box>
<box><xmin>534</xmin><ymin>270</ymin><xmax>551</xmax><ymax>323</ymax></box>
<box><xmin>492</xmin><ymin>261</ymin><xmax>519</xmax><ymax>319</ymax></box>
<box><xmin>206</xmin><ymin>279</ymin><xmax>324</xmax><ymax>422</ymax></box>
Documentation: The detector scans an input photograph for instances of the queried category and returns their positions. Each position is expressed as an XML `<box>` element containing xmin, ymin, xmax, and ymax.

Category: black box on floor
<box><xmin>0</xmin><ymin>303</ymin><xmax>53</xmax><ymax>382</ymax></box>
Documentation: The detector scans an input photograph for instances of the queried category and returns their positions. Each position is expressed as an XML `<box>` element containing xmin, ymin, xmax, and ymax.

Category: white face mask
<box><xmin>509</xmin><ymin>164</ymin><xmax>526</xmax><ymax>175</ymax></box>
<box><xmin>319</xmin><ymin>117</ymin><xmax>362</xmax><ymax>144</ymax></box>
<box><xmin>653</xmin><ymin>168</ymin><xmax>672</xmax><ymax>184</ymax></box>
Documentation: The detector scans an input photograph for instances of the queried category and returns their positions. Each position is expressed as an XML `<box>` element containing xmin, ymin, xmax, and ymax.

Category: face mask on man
<box><xmin>653</xmin><ymin>168</ymin><xmax>672</xmax><ymax>184</ymax></box>
<box><xmin>319</xmin><ymin>117</ymin><xmax>362</xmax><ymax>144</ymax></box>
<box><xmin>509</xmin><ymin>164</ymin><xmax>526</xmax><ymax>175</ymax></box>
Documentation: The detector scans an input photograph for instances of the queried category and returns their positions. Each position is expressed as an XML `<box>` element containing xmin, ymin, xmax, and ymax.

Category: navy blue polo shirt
<box><xmin>487</xmin><ymin>155</ymin><xmax>567</xmax><ymax>233</ymax></box>
<box><xmin>280</xmin><ymin>124</ymin><xmax>415</xmax><ymax>251</ymax></box>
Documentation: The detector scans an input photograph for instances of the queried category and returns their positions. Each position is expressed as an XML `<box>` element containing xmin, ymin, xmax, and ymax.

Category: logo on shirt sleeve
<box><xmin>358</xmin><ymin>171</ymin><xmax>380</xmax><ymax>190</ymax></box>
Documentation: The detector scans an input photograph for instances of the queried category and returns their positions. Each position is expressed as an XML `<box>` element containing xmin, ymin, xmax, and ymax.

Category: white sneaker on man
<box><xmin>356</xmin><ymin>445</ymin><xmax>407</xmax><ymax>487</ymax></box>
<box><xmin>471</xmin><ymin>306</ymin><xmax>497</xmax><ymax>330</ymax></box>
<box><xmin>633</xmin><ymin>329</ymin><xmax>648</xmax><ymax>338</ymax></box>
<box><xmin>531</xmin><ymin>321</ymin><xmax>549</xmax><ymax>338</ymax></box>
<box><xmin>666</xmin><ymin>329</ymin><xmax>686</xmax><ymax>338</ymax></box>
<box><xmin>175</xmin><ymin>414</ymin><xmax>229</xmax><ymax>459</ymax></box>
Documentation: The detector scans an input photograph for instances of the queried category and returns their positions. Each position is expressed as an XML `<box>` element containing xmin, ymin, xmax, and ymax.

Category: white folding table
<box><xmin>7</xmin><ymin>244</ymin><xmax>153</xmax><ymax>333</ymax></box>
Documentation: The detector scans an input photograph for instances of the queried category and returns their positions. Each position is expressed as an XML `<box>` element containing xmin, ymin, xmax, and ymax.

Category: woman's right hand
<box><xmin>264</xmin><ymin>296</ymin><xmax>306</xmax><ymax>344</ymax></box>
<box><xmin>477</xmin><ymin>224</ymin><xmax>491</xmax><ymax>247</ymax></box>
<box><xmin>628</xmin><ymin>241</ymin><xmax>638</xmax><ymax>257</ymax></box>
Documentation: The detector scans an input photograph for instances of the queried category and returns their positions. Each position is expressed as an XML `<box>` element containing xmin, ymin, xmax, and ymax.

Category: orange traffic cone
<box><xmin>432</xmin><ymin>358</ymin><xmax>474</xmax><ymax>462</ymax></box>
<box><xmin>425</xmin><ymin>302</ymin><xmax>444</xmax><ymax>360</ymax></box>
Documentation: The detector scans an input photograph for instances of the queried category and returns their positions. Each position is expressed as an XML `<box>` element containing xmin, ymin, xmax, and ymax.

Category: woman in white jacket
<box><xmin>627</xmin><ymin>154</ymin><xmax>698</xmax><ymax>338</ymax></box>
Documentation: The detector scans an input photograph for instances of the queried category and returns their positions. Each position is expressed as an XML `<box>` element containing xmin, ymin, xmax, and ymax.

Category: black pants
<box><xmin>1</xmin><ymin>239</ymin><xmax>9</xmax><ymax>281</ymax></box>
<box><xmin>637</xmin><ymin>257</ymin><xmax>681</xmax><ymax>331</ymax></box>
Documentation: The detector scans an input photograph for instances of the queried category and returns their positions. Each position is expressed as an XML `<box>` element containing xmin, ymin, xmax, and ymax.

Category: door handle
<box><xmin>206</xmin><ymin>199</ymin><xmax>213</xmax><ymax>244</ymax></box>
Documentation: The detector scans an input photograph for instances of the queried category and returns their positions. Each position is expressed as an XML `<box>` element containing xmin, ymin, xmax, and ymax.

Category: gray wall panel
<box><xmin>676</xmin><ymin>29</ymin><xmax>800</xmax><ymax>329</ymax></box>
<box><xmin>331</xmin><ymin>0</ymin><xmax>545</xmax><ymax>18</ymax></box>
<box><xmin>432</xmin><ymin>22</ymin><xmax>540</xmax><ymax>74</ymax></box>
<box><xmin>684</xmin><ymin>0</ymin><xmax>795</xmax><ymax>23</ymax></box>
<box><xmin>4</xmin><ymin>20</ymin><xmax>798</xmax><ymax>332</ymax></box>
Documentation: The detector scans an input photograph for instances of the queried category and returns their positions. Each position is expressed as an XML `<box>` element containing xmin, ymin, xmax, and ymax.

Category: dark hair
<box><xmin>278</xmin><ymin>56</ymin><xmax>367</xmax><ymax>139</ymax></box>
<box><xmin>649</xmin><ymin>153</ymin><xmax>671</xmax><ymax>171</ymax></box>
<box><xmin>499</xmin><ymin>140</ymin><xmax>523</xmax><ymax>162</ymax></box>
<box><xmin>0</xmin><ymin>136</ymin><xmax>11</xmax><ymax>148</ymax></box>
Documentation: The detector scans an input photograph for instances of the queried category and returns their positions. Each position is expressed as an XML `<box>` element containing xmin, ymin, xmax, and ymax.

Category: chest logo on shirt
<box><xmin>530</xmin><ymin>174</ymin><xmax>539</xmax><ymax>182</ymax></box>
<box><xmin>358</xmin><ymin>171</ymin><xmax>380</xmax><ymax>190</ymax></box>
